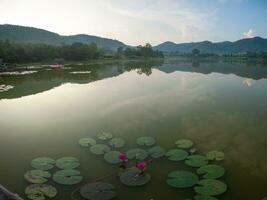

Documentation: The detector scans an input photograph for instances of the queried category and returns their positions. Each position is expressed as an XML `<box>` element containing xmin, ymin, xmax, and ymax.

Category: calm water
<box><xmin>0</xmin><ymin>59</ymin><xmax>267</xmax><ymax>200</ymax></box>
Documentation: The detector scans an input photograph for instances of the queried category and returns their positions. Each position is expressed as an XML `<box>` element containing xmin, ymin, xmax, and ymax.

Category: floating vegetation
<box><xmin>126</xmin><ymin>148</ymin><xmax>148</xmax><ymax>160</ymax></box>
<box><xmin>69</xmin><ymin>71</ymin><xmax>91</xmax><ymax>74</ymax></box>
<box><xmin>166</xmin><ymin>170</ymin><xmax>199</xmax><ymax>188</ymax></box>
<box><xmin>165</xmin><ymin>149</ymin><xmax>188</xmax><ymax>161</ymax></box>
<box><xmin>104</xmin><ymin>151</ymin><xmax>122</xmax><ymax>164</ymax></box>
<box><xmin>194</xmin><ymin>195</ymin><xmax>218</xmax><ymax>200</ymax></box>
<box><xmin>52</xmin><ymin>170</ymin><xmax>83</xmax><ymax>185</ymax></box>
<box><xmin>136</xmin><ymin>136</ymin><xmax>156</xmax><ymax>146</ymax></box>
<box><xmin>56</xmin><ymin>157</ymin><xmax>80</xmax><ymax>169</ymax></box>
<box><xmin>109</xmin><ymin>138</ymin><xmax>125</xmax><ymax>148</ymax></box>
<box><xmin>97</xmin><ymin>132</ymin><xmax>113</xmax><ymax>140</ymax></box>
<box><xmin>0</xmin><ymin>71</ymin><xmax>37</xmax><ymax>75</ymax></box>
<box><xmin>25</xmin><ymin>184</ymin><xmax>57</xmax><ymax>200</ymax></box>
<box><xmin>185</xmin><ymin>155</ymin><xmax>209</xmax><ymax>168</ymax></box>
<box><xmin>0</xmin><ymin>84</ymin><xmax>14</xmax><ymax>92</ymax></box>
<box><xmin>80</xmin><ymin>182</ymin><xmax>117</xmax><ymax>200</ymax></box>
<box><xmin>197</xmin><ymin>165</ymin><xmax>225</xmax><ymax>179</ymax></box>
<box><xmin>206</xmin><ymin>151</ymin><xmax>225</xmax><ymax>161</ymax></box>
<box><xmin>90</xmin><ymin>144</ymin><xmax>111</xmax><ymax>155</ymax></box>
<box><xmin>119</xmin><ymin>167</ymin><xmax>151</xmax><ymax>186</ymax></box>
<box><xmin>31</xmin><ymin>157</ymin><xmax>55</xmax><ymax>170</ymax></box>
<box><xmin>79</xmin><ymin>138</ymin><xmax>97</xmax><ymax>147</ymax></box>
<box><xmin>24</xmin><ymin>170</ymin><xmax>51</xmax><ymax>184</ymax></box>
<box><xmin>148</xmin><ymin>146</ymin><xmax>166</xmax><ymax>158</ymax></box>
<box><xmin>194</xmin><ymin>179</ymin><xmax>227</xmax><ymax>196</ymax></box>
<box><xmin>175</xmin><ymin>139</ymin><xmax>194</xmax><ymax>149</ymax></box>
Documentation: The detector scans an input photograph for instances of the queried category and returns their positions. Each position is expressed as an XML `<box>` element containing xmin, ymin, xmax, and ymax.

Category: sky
<box><xmin>0</xmin><ymin>0</ymin><xmax>267</xmax><ymax>45</ymax></box>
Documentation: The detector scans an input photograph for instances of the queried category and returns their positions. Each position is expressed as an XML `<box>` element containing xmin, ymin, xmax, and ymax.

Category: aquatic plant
<box><xmin>194</xmin><ymin>179</ymin><xmax>227</xmax><ymax>196</ymax></box>
<box><xmin>136</xmin><ymin>136</ymin><xmax>156</xmax><ymax>146</ymax></box>
<box><xmin>31</xmin><ymin>157</ymin><xmax>55</xmax><ymax>171</ymax></box>
<box><xmin>24</xmin><ymin>170</ymin><xmax>51</xmax><ymax>184</ymax></box>
<box><xmin>197</xmin><ymin>165</ymin><xmax>225</xmax><ymax>179</ymax></box>
<box><xmin>56</xmin><ymin>157</ymin><xmax>80</xmax><ymax>169</ymax></box>
<box><xmin>165</xmin><ymin>149</ymin><xmax>188</xmax><ymax>161</ymax></box>
<box><xmin>79</xmin><ymin>138</ymin><xmax>97</xmax><ymax>147</ymax></box>
<box><xmin>109</xmin><ymin>138</ymin><xmax>125</xmax><ymax>148</ymax></box>
<box><xmin>80</xmin><ymin>182</ymin><xmax>117</xmax><ymax>200</ymax></box>
<box><xmin>52</xmin><ymin>170</ymin><xmax>83</xmax><ymax>185</ymax></box>
<box><xmin>119</xmin><ymin>167</ymin><xmax>151</xmax><ymax>186</ymax></box>
<box><xmin>185</xmin><ymin>155</ymin><xmax>209</xmax><ymax>167</ymax></box>
<box><xmin>104</xmin><ymin>151</ymin><xmax>122</xmax><ymax>164</ymax></box>
<box><xmin>90</xmin><ymin>144</ymin><xmax>111</xmax><ymax>155</ymax></box>
<box><xmin>175</xmin><ymin>139</ymin><xmax>194</xmax><ymax>149</ymax></box>
<box><xmin>126</xmin><ymin>148</ymin><xmax>148</xmax><ymax>160</ymax></box>
<box><xmin>25</xmin><ymin>184</ymin><xmax>57</xmax><ymax>200</ymax></box>
<box><xmin>166</xmin><ymin>170</ymin><xmax>199</xmax><ymax>188</ymax></box>
<box><xmin>147</xmin><ymin>146</ymin><xmax>166</xmax><ymax>158</ymax></box>
<box><xmin>206</xmin><ymin>151</ymin><xmax>225</xmax><ymax>161</ymax></box>
<box><xmin>97</xmin><ymin>132</ymin><xmax>113</xmax><ymax>140</ymax></box>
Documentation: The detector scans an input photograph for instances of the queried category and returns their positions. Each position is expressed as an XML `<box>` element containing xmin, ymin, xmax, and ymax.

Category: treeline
<box><xmin>0</xmin><ymin>40</ymin><xmax>164</xmax><ymax>64</ymax></box>
<box><xmin>115</xmin><ymin>43</ymin><xmax>164</xmax><ymax>59</ymax></box>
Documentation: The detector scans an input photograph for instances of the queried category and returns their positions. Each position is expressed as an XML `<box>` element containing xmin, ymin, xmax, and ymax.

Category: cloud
<box><xmin>243</xmin><ymin>29</ymin><xmax>255</xmax><ymax>38</ymax></box>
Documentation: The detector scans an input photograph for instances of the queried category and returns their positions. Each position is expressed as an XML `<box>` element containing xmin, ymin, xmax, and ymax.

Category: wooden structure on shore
<box><xmin>0</xmin><ymin>185</ymin><xmax>23</xmax><ymax>200</ymax></box>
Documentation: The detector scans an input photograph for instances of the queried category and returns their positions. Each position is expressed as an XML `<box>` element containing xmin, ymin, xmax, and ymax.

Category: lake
<box><xmin>0</xmin><ymin>59</ymin><xmax>267</xmax><ymax>200</ymax></box>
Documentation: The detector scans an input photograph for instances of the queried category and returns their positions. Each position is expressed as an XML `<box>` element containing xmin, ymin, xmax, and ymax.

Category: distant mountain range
<box><xmin>153</xmin><ymin>38</ymin><xmax>267</xmax><ymax>54</ymax></box>
<box><xmin>0</xmin><ymin>24</ymin><xmax>127</xmax><ymax>50</ymax></box>
<box><xmin>0</xmin><ymin>24</ymin><xmax>267</xmax><ymax>53</ymax></box>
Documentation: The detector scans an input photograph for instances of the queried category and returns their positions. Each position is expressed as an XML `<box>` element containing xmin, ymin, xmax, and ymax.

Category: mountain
<box><xmin>154</xmin><ymin>37</ymin><xmax>267</xmax><ymax>54</ymax></box>
<box><xmin>0</xmin><ymin>24</ymin><xmax>127</xmax><ymax>50</ymax></box>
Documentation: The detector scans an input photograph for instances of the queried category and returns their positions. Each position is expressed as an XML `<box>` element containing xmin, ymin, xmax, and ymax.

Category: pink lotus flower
<box><xmin>136</xmin><ymin>161</ymin><xmax>146</xmax><ymax>171</ymax></box>
<box><xmin>118</xmin><ymin>153</ymin><xmax>127</xmax><ymax>161</ymax></box>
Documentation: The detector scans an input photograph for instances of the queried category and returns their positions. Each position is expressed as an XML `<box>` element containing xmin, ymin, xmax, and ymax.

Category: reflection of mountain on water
<box><xmin>0</xmin><ymin>59</ymin><xmax>267</xmax><ymax>99</ymax></box>
<box><xmin>159</xmin><ymin>60</ymin><xmax>267</xmax><ymax>80</ymax></box>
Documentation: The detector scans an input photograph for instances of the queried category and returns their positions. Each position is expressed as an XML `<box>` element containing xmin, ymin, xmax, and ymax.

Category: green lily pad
<box><xmin>31</xmin><ymin>157</ymin><xmax>55</xmax><ymax>170</ymax></box>
<box><xmin>97</xmin><ymin>132</ymin><xmax>113</xmax><ymax>140</ymax></box>
<box><xmin>148</xmin><ymin>146</ymin><xmax>166</xmax><ymax>158</ymax></box>
<box><xmin>56</xmin><ymin>157</ymin><xmax>80</xmax><ymax>169</ymax></box>
<box><xmin>52</xmin><ymin>170</ymin><xmax>83</xmax><ymax>185</ymax></box>
<box><xmin>25</xmin><ymin>184</ymin><xmax>57</xmax><ymax>200</ymax></box>
<box><xmin>126</xmin><ymin>148</ymin><xmax>148</xmax><ymax>160</ymax></box>
<box><xmin>197</xmin><ymin>165</ymin><xmax>225</xmax><ymax>179</ymax></box>
<box><xmin>109</xmin><ymin>138</ymin><xmax>125</xmax><ymax>148</ymax></box>
<box><xmin>104</xmin><ymin>151</ymin><xmax>122</xmax><ymax>164</ymax></box>
<box><xmin>24</xmin><ymin>170</ymin><xmax>51</xmax><ymax>184</ymax></box>
<box><xmin>185</xmin><ymin>155</ymin><xmax>209</xmax><ymax>167</ymax></box>
<box><xmin>80</xmin><ymin>182</ymin><xmax>117</xmax><ymax>200</ymax></box>
<box><xmin>175</xmin><ymin>139</ymin><xmax>194</xmax><ymax>149</ymax></box>
<box><xmin>194</xmin><ymin>179</ymin><xmax>227</xmax><ymax>196</ymax></box>
<box><xmin>194</xmin><ymin>195</ymin><xmax>218</xmax><ymax>200</ymax></box>
<box><xmin>90</xmin><ymin>144</ymin><xmax>111</xmax><ymax>155</ymax></box>
<box><xmin>166</xmin><ymin>170</ymin><xmax>199</xmax><ymax>188</ymax></box>
<box><xmin>206</xmin><ymin>151</ymin><xmax>225</xmax><ymax>161</ymax></box>
<box><xmin>136</xmin><ymin>136</ymin><xmax>156</xmax><ymax>146</ymax></box>
<box><xmin>165</xmin><ymin>149</ymin><xmax>188</xmax><ymax>161</ymax></box>
<box><xmin>119</xmin><ymin>167</ymin><xmax>151</xmax><ymax>186</ymax></box>
<box><xmin>79</xmin><ymin>138</ymin><xmax>97</xmax><ymax>147</ymax></box>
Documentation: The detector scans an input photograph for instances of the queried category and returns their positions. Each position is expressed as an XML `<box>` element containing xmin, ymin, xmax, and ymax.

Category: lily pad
<box><xmin>197</xmin><ymin>165</ymin><xmax>225</xmax><ymax>179</ymax></box>
<box><xmin>79</xmin><ymin>138</ymin><xmax>97</xmax><ymax>147</ymax></box>
<box><xmin>109</xmin><ymin>138</ymin><xmax>125</xmax><ymax>148</ymax></box>
<box><xmin>136</xmin><ymin>136</ymin><xmax>156</xmax><ymax>146</ymax></box>
<box><xmin>25</xmin><ymin>184</ymin><xmax>57</xmax><ymax>200</ymax></box>
<box><xmin>194</xmin><ymin>195</ymin><xmax>218</xmax><ymax>200</ymax></box>
<box><xmin>175</xmin><ymin>139</ymin><xmax>194</xmax><ymax>149</ymax></box>
<box><xmin>31</xmin><ymin>157</ymin><xmax>55</xmax><ymax>170</ymax></box>
<box><xmin>97</xmin><ymin>132</ymin><xmax>113</xmax><ymax>140</ymax></box>
<box><xmin>90</xmin><ymin>144</ymin><xmax>111</xmax><ymax>155</ymax></box>
<box><xmin>104</xmin><ymin>151</ymin><xmax>122</xmax><ymax>164</ymax></box>
<box><xmin>206</xmin><ymin>151</ymin><xmax>225</xmax><ymax>161</ymax></box>
<box><xmin>148</xmin><ymin>146</ymin><xmax>166</xmax><ymax>158</ymax></box>
<box><xmin>126</xmin><ymin>148</ymin><xmax>148</xmax><ymax>160</ymax></box>
<box><xmin>56</xmin><ymin>157</ymin><xmax>80</xmax><ymax>169</ymax></box>
<box><xmin>194</xmin><ymin>179</ymin><xmax>227</xmax><ymax>196</ymax></box>
<box><xmin>165</xmin><ymin>149</ymin><xmax>188</xmax><ymax>161</ymax></box>
<box><xmin>119</xmin><ymin>167</ymin><xmax>151</xmax><ymax>186</ymax></box>
<box><xmin>166</xmin><ymin>170</ymin><xmax>199</xmax><ymax>188</ymax></box>
<box><xmin>185</xmin><ymin>155</ymin><xmax>209</xmax><ymax>167</ymax></box>
<box><xmin>52</xmin><ymin>170</ymin><xmax>83</xmax><ymax>185</ymax></box>
<box><xmin>80</xmin><ymin>182</ymin><xmax>117</xmax><ymax>200</ymax></box>
<box><xmin>24</xmin><ymin>170</ymin><xmax>51</xmax><ymax>184</ymax></box>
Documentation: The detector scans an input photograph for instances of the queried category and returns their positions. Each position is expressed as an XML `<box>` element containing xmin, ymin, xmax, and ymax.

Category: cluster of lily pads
<box><xmin>79</xmin><ymin>134</ymin><xmax>227</xmax><ymax>200</ymax></box>
<box><xmin>24</xmin><ymin>156</ymin><xmax>82</xmax><ymax>200</ymax></box>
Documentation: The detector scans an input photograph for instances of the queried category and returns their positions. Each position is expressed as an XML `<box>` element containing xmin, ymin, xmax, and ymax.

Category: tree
<box><xmin>192</xmin><ymin>49</ymin><xmax>200</xmax><ymax>57</ymax></box>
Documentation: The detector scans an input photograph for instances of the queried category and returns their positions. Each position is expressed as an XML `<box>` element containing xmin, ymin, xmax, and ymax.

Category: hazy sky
<box><xmin>0</xmin><ymin>0</ymin><xmax>266</xmax><ymax>45</ymax></box>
